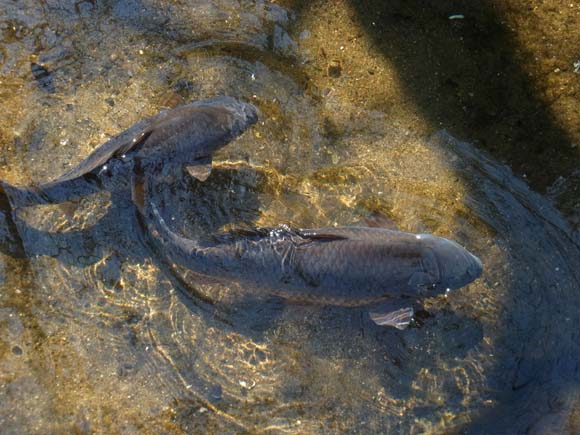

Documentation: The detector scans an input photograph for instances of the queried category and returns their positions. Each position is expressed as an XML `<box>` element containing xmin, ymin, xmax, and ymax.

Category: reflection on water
<box><xmin>0</xmin><ymin>1</ymin><xmax>579</xmax><ymax>433</ymax></box>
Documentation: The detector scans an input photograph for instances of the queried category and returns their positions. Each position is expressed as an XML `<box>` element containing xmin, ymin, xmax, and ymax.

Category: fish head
<box><xmin>422</xmin><ymin>235</ymin><xmax>483</xmax><ymax>294</ymax></box>
<box><xmin>222</xmin><ymin>97</ymin><xmax>259</xmax><ymax>142</ymax></box>
<box><xmin>189</xmin><ymin>96</ymin><xmax>259</xmax><ymax>157</ymax></box>
<box><xmin>199</xmin><ymin>95</ymin><xmax>258</xmax><ymax>128</ymax></box>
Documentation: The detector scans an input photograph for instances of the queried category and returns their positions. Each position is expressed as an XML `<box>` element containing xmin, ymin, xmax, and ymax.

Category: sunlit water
<box><xmin>1</xmin><ymin>1</ymin><xmax>579</xmax><ymax>434</ymax></box>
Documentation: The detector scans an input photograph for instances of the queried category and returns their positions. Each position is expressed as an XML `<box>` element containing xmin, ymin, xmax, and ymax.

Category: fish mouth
<box><xmin>467</xmin><ymin>253</ymin><xmax>483</xmax><ymax>280</ymax></box>
<box><xmin>431</xmin><ymin>239</ymin><xmax>483</xmax><ymax>291</ymax></box>
<box><xmin>241</xmin><ymin>101</ymin><xmax>259</xmax><ymax>125</ymax></box>
<box><xmin>222</xmin><ymin>98</ymin><xmax>259</xmax><ymax>135</ymax></box>
<box><xmin>195</xmin><ymin>95</ymin><xmax>260</xmax><ymax>127</ymax></box>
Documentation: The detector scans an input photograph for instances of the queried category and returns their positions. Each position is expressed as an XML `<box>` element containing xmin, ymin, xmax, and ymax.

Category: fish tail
<box><xmin>0</xmin><ymin>180</ymin><xmax>39</xmax><ymax>208</ymax></box>
<box><xmin>0</xmin><ymin>181</ymin><xmax>26</xmax><ymax>257</ymax></box>
<box><xmin>148</xmin><ymin>202</ymin><xmax>200</xmax><ymax>258</ymax></box>
<box><xmin>149</xmin><ymin>203</ymin><xmax>176</xmax><ymax>244</ymax></box>
<box><xmin>0</xmin><ymin>177</ymin><xmax>100</xmax><ymax>207</ymax></box>
<box><xmin>0</xmin><ymin>181</ymin><xmax>17</xmax><ymax>218</ymax></box>
<box><xmin>143</xmin><ymin>203</ymin><xmax>228</xmax><ymax>280</ymax></box>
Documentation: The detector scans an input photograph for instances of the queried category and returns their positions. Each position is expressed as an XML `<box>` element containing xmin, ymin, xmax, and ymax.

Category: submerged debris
<box><xmin>30</xmin><ymin>62</ymin><xmax>55</xmax><ymax>93</ymax></box>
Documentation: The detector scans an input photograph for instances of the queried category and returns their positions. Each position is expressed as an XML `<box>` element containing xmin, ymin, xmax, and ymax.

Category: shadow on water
<box><xmin>293</xmin><ymin>0</ymin><xmax>578</xmax><ymax>193</ymax></box>
<box><xmin>435</xmin><ymin>132</ymin><xmax>580</xmax><ymax>434</ymax></box>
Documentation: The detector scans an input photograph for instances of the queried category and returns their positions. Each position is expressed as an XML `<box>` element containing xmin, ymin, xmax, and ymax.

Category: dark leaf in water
<box><xmin>30</xmin><ymin>62</ymin><xmax>56</xmax><ymax>93</ymax></box>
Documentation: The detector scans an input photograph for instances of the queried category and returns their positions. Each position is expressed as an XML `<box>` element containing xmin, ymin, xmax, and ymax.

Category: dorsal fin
<box><xmin>228</xmin><ymin>227</ymin><xmax>271</xmax><ymax>237</ymax></box>
<box><xmin>113</xmin><ymin>129</ymin><xmax>153</xmax><ymax>158</ymax></box>
<box><xmin>299</xmin><ymin>229</ymin><xmax>348</xmax><ymax>241</ymax></box>
<box><xmin>54</xmin><ymin>118</ymin><xmax>152</xmax><ymax>183</ymax></box>
<box><xmin>211</xmin><ymin>226</ymin><xmax>304</xmax><ymax>243</ymax></box>
<box><xmin>207</xmin><ymin>227</ymin><xmax>271</xmax><ymax>244</ymax></box>
<box><xmin>359</xmin><ymin>211</ymin><xmax>398</xmax><ymax>230</ymax></box>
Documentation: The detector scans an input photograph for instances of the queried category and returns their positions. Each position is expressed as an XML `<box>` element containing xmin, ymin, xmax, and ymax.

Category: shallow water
<box><xmin>1</xmin><ymin>1</ymin><xmax>579</xmax><ymax>434</ymax></box>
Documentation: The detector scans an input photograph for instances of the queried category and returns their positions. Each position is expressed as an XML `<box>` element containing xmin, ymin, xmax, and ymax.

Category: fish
<box><xmin>0</xmin><ymin>96</ymin><xmax>258</xmax><ymax>208</ymax></box>
<box><xmin>140</xmin><ymin>202</ymin><xmax>483</xmax><ymax>330</ymax></box>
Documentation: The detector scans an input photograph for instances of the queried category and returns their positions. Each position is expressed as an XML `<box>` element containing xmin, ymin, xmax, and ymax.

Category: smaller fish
<box><xmin>1</xmin><ymin>96</ymin><xmax>258</xmax><ymax>208</ymax></box>
<box><xmin>140</xmin><ymin>202</ymin><xmax>483</xmax><ymax>330</ymax></box>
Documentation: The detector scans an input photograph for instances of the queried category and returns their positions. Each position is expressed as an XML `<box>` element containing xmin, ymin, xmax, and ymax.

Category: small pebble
<box><xmin>328</xmin><ymin>60</ymin><xmax>342</xmax><ymax>78</ymax></box>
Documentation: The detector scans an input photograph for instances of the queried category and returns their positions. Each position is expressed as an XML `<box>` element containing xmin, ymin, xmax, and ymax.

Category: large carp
<box><xmin>141</xmin><ymin>203</ymin><xmax>483</xmax><ymax>329</ymax></box>
<box><xmin>1</xmin><ymin>96</ymin><xmax>258</xmax><ymax>207</ymax></box>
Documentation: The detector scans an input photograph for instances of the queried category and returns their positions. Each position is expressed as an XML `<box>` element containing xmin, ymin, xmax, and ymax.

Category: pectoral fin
<box><xmin>185</xmin><ymin>156</ymin><xmax>213</xmax><ymax>181</ymax></box>
<box><xmin>369</xmin><ymin>307</ymin><xmax>414</xmax><ymax>330</ymax></box>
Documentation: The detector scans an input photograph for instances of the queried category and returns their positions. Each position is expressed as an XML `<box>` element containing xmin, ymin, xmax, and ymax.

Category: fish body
<box><xmin>146</xmin><ymin>205</ymin><xmax>483</xmax><ymax>327</ymax></box>
<box><xmin>1</xmin><ymin>96</ymin><xmax>258</xmax><ymax>206</ymax></box>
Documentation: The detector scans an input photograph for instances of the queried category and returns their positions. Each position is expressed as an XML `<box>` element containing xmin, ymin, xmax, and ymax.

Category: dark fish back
<box><xmin>290</xmin><ymin>235</ymin><xmax>426</xmax><ymax>301</ymax></box>
<box><xmin>136</xmin><ymin>105</ymin><xmax>239</xmax><ymax>165</ymax></box>
<box><xmin>205</xmin><ymin>226</ymin><xmax>430</xmax><ymax>303</ymax></box>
